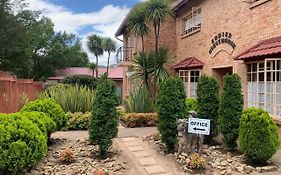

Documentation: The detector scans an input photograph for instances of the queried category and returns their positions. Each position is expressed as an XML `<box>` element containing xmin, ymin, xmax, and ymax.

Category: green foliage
<box><xmin>124</xmin><ymin>86</ymin><xmax>155</xmax><ymax>113</ymax></box>
<box><xmin>197</xmin><ymin>75</ymin><xmax>220</xmax><ymax>144</ymax></box>
<box><xmin>0</xmin><ymin>113</ymin><xmax>47</xmax><ymax>174</ymax></box>
<box><xmin>20</xmin><ymin>111</ymin><xmax>56</xmax><ymax>137</ymax></box>
<box><xmin>219</xmin><ymin>74</ymin><xmax>244</xmax><ymax>149</ymax></box>
<box><xmin>120</xmin><ymin>113</ymin><xmax>158</xmax><ymax>128</ymax></box>
<box><xmin>185</xmin><ymin>98</ymin><xmax>198</xmax><ymax>113</ymax></box>
<box><xmin>89</xmin><ymin>79</ymin><xmax>119</xmax><ymax>156</ymax></box>
<box><xmin>38</xmin><ymin>84</ymin><xmax>95</xmax><ymax>113</ymax></box>
<box><xmin>102</xmin><ymin>37</ymin><xmax>116</xmax><ymax>75</ymax></box>
<box><xmin>0</xmin><ymin>1</ymin><xmax>89</xmax><ymax>80</ymax></box>
<box><xmin>66</xmin><ymin>112</ymin><xmax>91</xmax><ymax>130</ymax></box>
<box><xmin>62</xmin><ymin>75</ymin><xmax>99</xmax><ymax>90</ymax></box>
<box><xmin>157</xmin><ymin>77</ymin><xmax>186</xmax><ymax>151</ymax></box>
<box><xmin>21</xmin><ymin>98</ymin><xmax>67</xmax><ymax>130</ymax></box>
<box><xmin>239</xmin><ymin>108</ymin><xmax>279</xmax><ymax>164</ymax></box>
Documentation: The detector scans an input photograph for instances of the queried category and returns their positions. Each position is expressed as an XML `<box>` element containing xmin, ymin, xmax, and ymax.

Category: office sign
<box><xmin>188</xmin><ymin>117</ymin><xmax>210</xmax><ymax>135</ymax></box>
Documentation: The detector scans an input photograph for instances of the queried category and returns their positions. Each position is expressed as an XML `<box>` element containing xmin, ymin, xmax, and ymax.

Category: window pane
<box><xmin>253</xmin><ymin>73</ymin><xmax>257</xmax><ymax>81</ymax></box>
<box><xmin>267</xmin><ymin>61</ymin><xmax>271</xmax><ymax>70</ymax></box>
<box><xmin>259</xmin><ymin>72</ymin><xmax>264</xmax><ymax>81</ymax></box>
<box><xmin>267</xmin><ymin>72</ymin><xmax>271</xmax><ymax>81</ymax></box>
<box><xmin>259</xmin><ymin>62</ymin><xmax>264</xmax><ymax>71</ymax></box>
<box><xmin>277</xmin><ymin>60</ymin><xmax>281</xmax><ymax>70</ymax></box>
<box><xmin>253</xmin><ymin>63</ymin><xmax>257</xmax><ymax>72</ymax></box>
<box><xmin>179</xmin><ymin>71</ymin><xmax>184</xmax><ymax>76</ymax></box>
<box><xmin>247</xmin><ymin>73</ymin><xmax>251</xmax><ymax>82</ymax></box>
<box><xmin>247</xmin><ymin>64</ymin><xmax>251</xmax><ymax>73</ymax></box>
<box><xmin>191</xmin><ymin>71</ymin><xmax>195</xmax><ymax>76</ymax></box>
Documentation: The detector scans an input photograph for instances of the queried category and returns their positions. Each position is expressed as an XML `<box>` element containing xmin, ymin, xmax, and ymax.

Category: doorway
<box><xmin>212</xmin><ymin>66</ymin><xmax>233</xmax><ymax>90</ymax></box>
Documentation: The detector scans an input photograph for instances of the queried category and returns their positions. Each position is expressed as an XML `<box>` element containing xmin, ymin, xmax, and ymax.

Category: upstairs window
<box><xmin>182</xmin><ymin>7</ymin><xmax>201</xmax><ymax>37</ymax></box>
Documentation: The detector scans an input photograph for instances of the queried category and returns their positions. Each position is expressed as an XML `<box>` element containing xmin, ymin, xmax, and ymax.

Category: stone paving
<box><xmin>119</xmin><ymin>137</ymin><xmax>185</xmax><ymax>175</ymax></box>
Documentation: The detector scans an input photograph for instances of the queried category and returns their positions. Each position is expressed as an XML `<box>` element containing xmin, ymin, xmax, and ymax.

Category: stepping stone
<box><xmin>125</xmin><ymin>141</ymin><xmax>139</xmax><ymax>146</ymax></box>
<box><xmin>133</xmin><ymin>151</ymin><xmax>150</xmax><ymax>158</ymax></box>
<box><xmin>138</xmin><ymin>157</ymin><xmax>157</xmax><ymax>166</ymax></box>
<box><xmin>144</xmin><ymin>165</ymin><xmax>166</xmax><ymax>174</ymax></box>
<box><xmin>122</xmin><ymin>137</ymin><xmax>136</xmax><ymax>142</ymax></box>
<box><xmin>128</xmin><ymin>146</ymin><xmax>144</xmax><ymax>152</ymax></box>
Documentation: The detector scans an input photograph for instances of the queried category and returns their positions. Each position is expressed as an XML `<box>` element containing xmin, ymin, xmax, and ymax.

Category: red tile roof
<box><xmin>174</xmin><ymin>57</ymin><xmax>204</xmax><ymax>70</ymax></box>
<box><xmin>93</xmin><ymin>67</ymin><xmax>123</xmax><ymax>79</ymax></box>
<box><xmin>235</xmin><ymin>35</ymin><xmax>281</xmax><ymax>60</ymax></box>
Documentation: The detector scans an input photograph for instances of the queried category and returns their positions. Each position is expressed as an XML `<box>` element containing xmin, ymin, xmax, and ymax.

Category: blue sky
<box><xmin>27</xmin><ymin>0</ymin><xmax>143</xmax><ymax>65</ymax></box>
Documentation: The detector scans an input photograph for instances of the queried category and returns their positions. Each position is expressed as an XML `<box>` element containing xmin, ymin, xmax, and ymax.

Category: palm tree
<box><xmin>144</xmin><ymin>0</ymin><xmax>171</xmax><ymax>95</ymax></box>
<box><xmin>87</xmin><ymin>34</ymin><xmax>103</xmax><ymax>78</ymax></box>
<box><xmin>127</xmin><ymin>3</ymin><xmax>149</xmax><ymax>53</ymax></box>
<box><xmin>145</xmin><ymin>0</ymin><xmax>171</xmax><ymax>53</ymax></box>
<box><xmin>88</xmin><ymin>62</ymin><xmax>96</xmax><ymax>76</ymax></box>
<box><xmin>102</xmin><ymin>37</ymin><xmax>116</xmax><ymax>76</ymax></box>
<box><xmin>127</xmin><ymin>4</ymin><xmax>150</xmax><ymax>86</ymax></box>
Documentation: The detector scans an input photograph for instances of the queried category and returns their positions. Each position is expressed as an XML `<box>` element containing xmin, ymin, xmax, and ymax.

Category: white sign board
<box><xmin>188</xmin><ymin>117</ymin><xmax>210</xmax><ymax>135</ymax></box>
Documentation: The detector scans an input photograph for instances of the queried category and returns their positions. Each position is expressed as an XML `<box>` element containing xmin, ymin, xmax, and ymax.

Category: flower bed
<box><xmin>120</xmin><ymin>113</ymin><xmax>158</xmax><ymax>128</ymax></box>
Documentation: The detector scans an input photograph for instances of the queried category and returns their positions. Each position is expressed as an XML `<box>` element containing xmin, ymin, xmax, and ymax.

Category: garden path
<box><xmin>52</xmin><ymin>127</ymin><xmax>186</xmax><ymax>175</ymax></box>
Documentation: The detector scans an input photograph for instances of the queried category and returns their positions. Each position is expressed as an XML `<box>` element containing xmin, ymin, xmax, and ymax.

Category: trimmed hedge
<box><xmin>21</xmin><ymin>98</ymin><xmax>67</xmax><ymax>130</ymax></box>
<box><xmin>197</xmin><ymin>75</ymin><xmax>219</xmax><ymax>144</ymax></box>
<box><xmin>67</xmin><ymin>112</ymin><xmax>91</xmax><ymax>130</ymax></box>
<box><xmin>20</xmin><ymin>111</ymin><xmax>56</xmax><ymax>137</ymax></box>
<box><xmin>157</xmin><ymin>77</ymin><xmax>186</xmax><ymax>151</ymax></box>
<box><xmin>62</xmin><ymin>75</ymin><xmax>98</xmax><ymax>90</ymax></box>
<box><xmin>219</xmin><ymin>74</ymin><xmax>244</xmax><ymax>149</ymax></box>
<box><xmin>89</xmin><ymin>79</ymin><xmax>119</xmax><ymax>156</ymax></box>
<box><xmin>239</xmin><ymin>108</ymin><xmax>279</xmax><ymax>164</ymax></box>
<box><xmin>0</xmin><ymin>113</ymin><xmax>47</xmax><ymax>174</ymax></box>
<box><xmin>121</xmin><ymin>113</ymin><xmax>158</xmax><ymax>128</ymax></box>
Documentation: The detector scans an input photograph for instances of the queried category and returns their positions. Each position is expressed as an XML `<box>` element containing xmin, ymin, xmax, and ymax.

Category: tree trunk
<box><xmin>96</xmin><ymin>55</ymin><xmax>98</xmax><ymax>78</ymax></box>
<box><xmin>141</xmin><ymin>35</ymin><xmax>148</xmax><ymax>87</ymax></box>
<box><xmin>106</xmin><ymin>52</ymin><xmax>110</xmax><ymax>78</ymax></box>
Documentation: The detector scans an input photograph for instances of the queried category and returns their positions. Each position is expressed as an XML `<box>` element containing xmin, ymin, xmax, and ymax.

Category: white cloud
<box><xmin>26</xmin><ymin>0</ymin><xmax>130</xmax><ymax>66</ymax></box>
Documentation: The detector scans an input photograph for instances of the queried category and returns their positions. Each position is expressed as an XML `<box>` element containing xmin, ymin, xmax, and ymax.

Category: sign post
<box><xmin>188</xmin><ymin>117</ymin><xmax>211</xmax><ymax>153</ymax></box>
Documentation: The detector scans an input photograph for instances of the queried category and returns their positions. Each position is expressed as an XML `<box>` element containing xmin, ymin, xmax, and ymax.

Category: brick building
<box><xmin>115</xmin><ymin>0</ymin><xmax>281</xmax><ymax>117</ymax></box>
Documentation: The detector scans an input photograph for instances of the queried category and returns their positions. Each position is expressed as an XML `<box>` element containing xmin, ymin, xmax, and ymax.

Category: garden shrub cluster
<box><xmin>21</xmin><ymin>98</ymin><xmax>67</xmax><ymax>130</ymax></box>
<box><xmin>62</xmin><ymin>75</ymin><xmax>98</xmax><ymax>90</ymax></box>
<box><xmin>157</xmin><ymin>77</ymin><xmax>186</xmax><ymax>151</ymax></box>
<box><xmin>0</xmin><ymin>113</ymin><xmax>47</xmax><ymax>174</ymax></box>
<box><xmin>120</xmin><ymin>113</ymin><xmax>158</xmax><ymax>128</ymax></box>
<box><xmin>0</xmin><ymin>98</ymin><xmax>67</xmax><ymax>174</ymax></box>
<box><xmin>239</xmin><ymin>108</ymin><xmax>279</xmax><ymax>164</ymax></box>
<box><xmin>66</xmin><ymin>112</ymin><xmax>91</xmax><ymax>130</ymax></box>
<box><xmin>38</xmin><ymin>84</ymin><xmax>95</xmax><ymax>113</ymax></box>
<box><xmin>219</xmin><ymin>74</ymin><xmax>244</xmax><ymax>149</ymax></box>
<box><xmin>89</xmin><ymin>79</ymin><xmax>119</xmax><ymax>156</ymax></box>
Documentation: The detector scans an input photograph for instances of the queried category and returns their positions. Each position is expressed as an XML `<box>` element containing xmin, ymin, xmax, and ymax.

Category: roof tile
<box><xmin>174</xmin><ymin>57</ymin><xmax>204</xmax><ymax>70</ymax></box>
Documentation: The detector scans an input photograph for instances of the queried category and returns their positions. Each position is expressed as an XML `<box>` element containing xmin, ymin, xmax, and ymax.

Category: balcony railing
<box><xmin>116</xmin><ymin>46</ymin><xmax>135</xmax><ymax>63</ymax></box>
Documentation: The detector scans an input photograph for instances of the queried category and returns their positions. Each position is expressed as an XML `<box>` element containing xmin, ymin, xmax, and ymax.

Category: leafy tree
<box><xmin>219</xmin><ymin>74</ymin><xmax>244</xmax><ymax>149</ymax></box>
<box><xmin>157</xmin><ymin>77</ymin><xmax>186</xmax><ymax>152</ymax></box>
<box><xmin>102</xmin><ymin>37</ymin><xmax>116</xmax><ymax>76</ymax></box>
<box><xmin>197</xmin><ymin>75</ymin><xmax>220</xmax><ymax>144</ymax></box>
<box><xmin>87</xmin><ymin>34</ymin><xmax>103</xmax><ymax>78</ymax></box>
<box><xmin>89</xmin><ymin>79</ymin><xmax>119</xmax><ymax>156</ymax></box>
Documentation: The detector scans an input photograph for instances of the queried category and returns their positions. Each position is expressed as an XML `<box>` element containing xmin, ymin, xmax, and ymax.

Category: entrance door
<box><xmin>212</xmin><ymin>67</ymin><xmax>233</xmax><ymax>90</ymax></box>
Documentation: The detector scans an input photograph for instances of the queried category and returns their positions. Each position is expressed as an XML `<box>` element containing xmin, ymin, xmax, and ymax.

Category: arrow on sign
<box><xmin>193</xmin><ymin>127</ymin><xmax>205</xmax><ymax>131</ymax></box>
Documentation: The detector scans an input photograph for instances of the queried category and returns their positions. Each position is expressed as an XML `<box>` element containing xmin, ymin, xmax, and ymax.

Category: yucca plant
<box><xmin>124</xmin><ymin>86</ymin><xmax>155</xmax><ymax>113</ymax></box>
<box><xmin>38</xmin><ymin>84</ymin><xmax>94</xmax><ymax>113</ymax></box>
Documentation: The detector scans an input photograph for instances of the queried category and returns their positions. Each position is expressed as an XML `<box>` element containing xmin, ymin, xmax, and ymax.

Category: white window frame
<box><xmin>181</xmin><ymin>7</ymin><xmax>201</xmax><ymax>37</ymax></box>
<box><xmin>179</xmin><ymin>69</ymin><xmax>201</xmax><ymax>98</ymax></box>
<box><xmin>247</xmin><ymin>58</ymin><xmax>281</xmax><ymax>116</ymax></box>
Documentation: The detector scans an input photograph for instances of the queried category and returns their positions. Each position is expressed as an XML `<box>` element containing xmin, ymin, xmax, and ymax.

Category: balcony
<box><xmin>116</xmin><ymin>46</ymin><xmax>135</xmax><ymax>66</ymax></box>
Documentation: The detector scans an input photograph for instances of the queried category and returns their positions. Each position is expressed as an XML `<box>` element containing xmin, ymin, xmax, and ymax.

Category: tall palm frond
<box><xmin>87</xmin><ymin>34</ymin><xmax>103</xmax><ymax>78</ymax></box>
<box><xmin>102</xmin><ymin>37</ymin><xmax>116</xmax><ymax>76</ymax></box>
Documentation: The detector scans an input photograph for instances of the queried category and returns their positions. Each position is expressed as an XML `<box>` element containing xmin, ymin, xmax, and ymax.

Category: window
<box><xmin>179</xmin><ymin>70</ymin><xmax>201</xmax><ymax>98</ymax></box>
<box><xmin>247</xmin><ymin>59</ymin><xmax>281</xmax><ymax>116</ymax></box>
<box><xmin>182</xmin><ymin>7</ymin><xmax>201</xmax><ymax>37</ymax></box>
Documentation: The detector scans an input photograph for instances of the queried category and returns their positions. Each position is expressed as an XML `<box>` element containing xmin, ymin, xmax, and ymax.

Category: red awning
<box><xmin>174</xmin><ymin>57</ymin><xmax>204</xmax><ymax>70</ymax></box>
<box><xmin>235</xmin><ymin>35</ymin><xmax>281</xmax><ymax>61</ymax></box>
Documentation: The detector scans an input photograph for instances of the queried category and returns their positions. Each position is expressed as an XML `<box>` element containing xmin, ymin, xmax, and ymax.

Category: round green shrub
<box><xmin>186</xmin><ymin>98</ymin><xmax>198</xmax><ymax>113</ymax></box>
<box><xmin>21</xmin><ymin>98</ymin><xmax>67</xmax><ymax>130</ymax></box>
<box><xmin>67</xmin><ymin>112</ymin><xmax>91</xmax><ymax>130</ymax></box>
<box><xmin>20</xmin><ymin>111</ymin><xmax>56</xmax><ymax>137</ymax></box>
<box><xmin>239</xmin><ymin>108</ymin><xmax>279</xmax><ymax>164</ymax></box>
<box><xmin>157</xmin><ymin>77</ymin><xmax>187</xmax><ymax>151</ymax></box>
<box><xmin>0</xmin><ymin>113</ymin><xmax>47</xmax><ymax>174</ymax></box>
